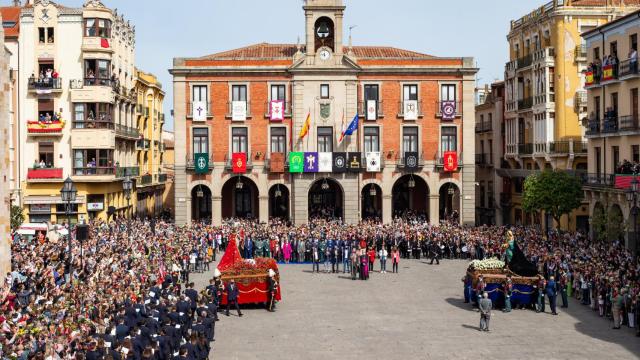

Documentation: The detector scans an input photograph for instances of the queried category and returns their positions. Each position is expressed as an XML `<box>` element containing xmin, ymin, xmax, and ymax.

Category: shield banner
<box><xmin>366</xmin><ymin>152</ymin><xmax>380</xmax><ymax>172</ymax></box>
<box><xmin>320</xmin><ymin>103</ymin><xmax>331</xmax><ymax>120</ymax></box>
<box><xmin>332</xmin><ymin>152</ymin><xmax>347</xmax><ymax>173</ymax></box>
<box><xmin>232</xmin><ymin>153</ymin><xmax>247</xmax><ymax>173</ymax></box>
<box><xmin>443</xmin><ymin>151</ymin><xmax>458</xmax><ymax>172</ymax></box>
<box><xmin>269</xmin><ymin>100</ymin><xmax>284</xmax><ymax>121</ymax></box>
<box><xmin>318</xmin><ymin>152</ymin><xmax>332</xmax><ymax>172</ymax></box>
<box><xmin>289</xmin><ymin>152</ymin><xmax>304</xmax><ymax>173</ymax></box>
<box><xmin>304</xmin><ymin>152</ymin><xmax>319</xmax><ymax>173</ymax></box>
<box><xmin>366</xmin><ymin>100</ymin><xmax>377</xmax><ymax>121</ymax></box>
<box><xmin>194</xmin><ymin>153</ymin><xmax>209</xmax><ymax>174</ymax></box>
<box><xmin>404</xmin><ymin>100</ymin><xmax>418</xmax><ymax>120</ymax></box>
<box><xmin>441</xmin><ymin>101</ymin><xmax>456</xmax><ymax>121</ymax></box>
<box><xmin>347</xmin><ymin>152</ymin><xmax>362</xmax><ymax>172</ymax></box>
<box><xmin>404</xmin><ymin>152</ymin><xmax>418</xmax><ymax>171</ymax></box>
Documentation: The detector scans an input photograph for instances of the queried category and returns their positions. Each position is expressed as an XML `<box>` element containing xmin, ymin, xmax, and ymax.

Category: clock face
<box><xmin>319</xmin><ymin>49</ymin><xmax>331</xmax><ymax>61</ymax></box>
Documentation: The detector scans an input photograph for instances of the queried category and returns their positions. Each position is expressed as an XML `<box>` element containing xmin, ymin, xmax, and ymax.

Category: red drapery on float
<box><xmin>217</xmin><ymin>234</ymin><xmax>243</xmax><ymax>271</ymax></box>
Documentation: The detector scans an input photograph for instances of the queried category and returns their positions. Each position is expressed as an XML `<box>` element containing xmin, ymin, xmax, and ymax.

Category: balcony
<box><xmin>72</xmin><ymin>120</ymin><xmax>114</xmax><ymax>130</ymax></box>
<box><xmin>505</xmin><ymin>60</ymin><xmax>518</xmax><ymax>79</ymax></box>
<box><xmin>619</xmin><ymin>59</ymin><xmax>639</xmax><ymax>78</ymax></box>
<box><xmin>517</xmin><ymin>143</ymin><xmax>533</xmax><ymax>155</ymax></box>
<box><xmin>601</xmin><ymin>64</ymin><xmax>619</xmax><ymax>83</ymax></box>
<box><xmin>158</xmin><ymin>173</ymin><xmax>167</xmax><ymax>183</ymax></box>
<box><xmin>28</xmin><ymin>77</ymin><xmax>62</xmax><ymax>94</ymax></box>
<box><xmin>27</xmin><ymin>120</ymin><xmax>65</xmax><ymax>136</ymax></box>
<box><xmin>475</xmin><ymin>153</ymin><xmax>492</xmax><ymax>166</ymax></box>
<box><xmin>581</xmin><ymin>173</ymin><xmax>616</xmax><ymax>188</ymax></box>
<box><xmin>547</xmin><ymin>141</ymin><xmax>570</xmax><ymax>154</ymax></box>
<box><xmin>69</xmin><ymin>79</ymin><xmax>115</xmax><ymax>103</ymax></box>
<box><xmin>584</xmin><ymin>70</ymin><xmax>600</xmax><ymax>88</ymax></box>
<box><xmin>517</xmin><ymin>97</ymin><xmax>533</xmax><ymax>111</ymax></box>
<box><xmin>73</xmin><ymin>167</ymin><xmax>116</xmax><ymax>176</ymax></box>
<box><xmin>264</xmin><ymin>101</ymin><xmax>293</xmax><ymax>119</ymax></box>
<box><xmin>619</xmin><ymin>115</ymin><xmax>639</xmax><ymax>132</ymax></box>
<box><xmin>27</xmin><ymin>167</ymin><xmax>63</xmax><ymax>181</ymax></box>
<box><xmin>532</xmin><ymin>47</ymin><xmax>554</xmax><ymax>65</ymax></box>
<box><xmin>574</xmin><ymin>45</ymin><xmax>587</xmax><ymax>62</ymax></box>
<box><xmin>435</xmin><ymin>100</ymin><xmax>462</xmax><ymax>119</ymax></box>
<box><xmin>186</xmin><ymin>154</ymin><xmax>214</xmax><ymax>170</ymax></box>
<box><xmin>140</xmin><ymin>174</ymin><xmax>153</xmax><ymax>186</ymax></box>
<box><xmin>506</xmin><ymin>100</ymin><xmax>517</xmax><ymax>112</ymax></box>
<box><xmin>357</xmin><ymin>100</ymin><xmax>385</xmax><ymax>119</ymax></box>
<box><xmin>602</xmin><ymin>117</ymin><xmax>619</xmax><ymax>134</ymax></box>
<box><xmin>533</xmin><ymin>93</ymin><xmax>555</xmax><ymax>106</ymax></box>
<box><xmin>81</xmin><ymin>36</ymin><xmax>114</xmax><ymax>53</ymax></box>
<box><xmin>115</xmin><ymin>166</ymin><xmax>139</xmax><ymax>178</ymax></box>
<box><xmin>475</xmin><ymin>121</ymin><xmax>492</xmax><ymax>133</ymax></box>
<box><xmin>396</xmin><ymin>152</ymin><xmax>425</xmax><ymax>169</ymax></box>
<box><xmin>435</xmin><ymin>152</ymin><xmax>463</xmax><ymax>170</ymax></box>
<box><xmin>575</xmin><ymin>90</ymin><xmax>587</xmax><ymax>113</ymax></box>
<box><xmin>516</xmin><ymin>54</ymin><xmax>533</xmax><ymax>70</ymax></box>
<box><xmin>115</xmin><ymin>123</ymin><xmax>140</xmax><ymax>139</ymax></box>
<box><xmin>397</xmin><ymin>101</ymin><xmax>424</xmax><ymax>119</ymax></box>
<box><xmin>226</xmin><ymin>101</ymin><xmax>251</xmax><ymax>119</ymax></box>
<box><xmin>586</xmin><ymin>119</ymin><xmax>601</xmax><ymax>136</ymax></box>
<box><xmin>186</xmin><ymin>102</ymin><xmax>212</xmax><ymax>119</ymax></box>
<box><xmin>224</xmin><ymin>154</ymin><xmax>254</xmax><ymax>171</ymax></box>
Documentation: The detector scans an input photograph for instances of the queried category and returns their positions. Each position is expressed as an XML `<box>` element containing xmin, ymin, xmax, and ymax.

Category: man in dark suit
<box><xmin>184</xmin><ymin>283</ymin><xmax>198</xmax><ymax>314</ymax></box>
<box><xmin>546</xmin><ymin>275</ymin><xmax>559</xmax><ymax>315</ymax></box>
<box><xmin>225</xmin><ymin>279</ymin><xmax>243</xmax><ymax>317</ymax></box>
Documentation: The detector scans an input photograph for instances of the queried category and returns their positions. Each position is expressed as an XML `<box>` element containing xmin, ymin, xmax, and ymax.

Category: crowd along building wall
<box><xmin>171</xmin><ymin>0</ymin><xmax>477</xmax><ymax>226</ymax></box>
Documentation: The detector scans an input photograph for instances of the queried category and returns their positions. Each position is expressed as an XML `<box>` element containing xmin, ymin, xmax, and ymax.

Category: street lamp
<box><xmin>123</xmin><ymin>174</ymin><xmax>132</xmax><ymax>220</ymax></box>
<box><xmin>626</xmin><ymin>176</ymin><xmax>639</xmax><ymax>256</ymax></box>
<box><xmin>60</xmin><ymin>176</ymin><xmax>77</xmax><ymax>281</ymax></box>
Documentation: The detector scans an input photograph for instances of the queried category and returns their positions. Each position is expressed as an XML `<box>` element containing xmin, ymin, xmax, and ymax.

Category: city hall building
<box><xmin>170</xmin><ymin>0</ymin><xmax>477</xmax><ymax>226</ymax></box>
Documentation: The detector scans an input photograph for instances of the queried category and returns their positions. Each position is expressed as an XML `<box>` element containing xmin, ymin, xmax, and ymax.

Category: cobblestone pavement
<box><xmin>192</xmin><ymin>258</ymin><xmax>640</xmax><ymax>360</ymax></box>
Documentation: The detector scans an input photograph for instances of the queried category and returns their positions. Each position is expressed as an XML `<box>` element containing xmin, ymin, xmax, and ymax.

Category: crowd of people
<box><xmin>3</xmin><ymin>214</ymin><xmax>640</xmax><ymax>358</ymax></box>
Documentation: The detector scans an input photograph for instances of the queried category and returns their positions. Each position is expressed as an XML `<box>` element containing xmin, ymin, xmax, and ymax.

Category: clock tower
<box><xmin>303</xmin><ymin>0</ymin><xmax>345</xmax><ymax>64</ymax></box>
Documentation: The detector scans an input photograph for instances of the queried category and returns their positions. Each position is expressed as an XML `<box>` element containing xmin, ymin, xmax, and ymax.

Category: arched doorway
<box><xmin>392</xmin><ymin>175</ymin><xmax>429</xmax><ymax>220</ymax></box>
<box><xmin>439</xmin><ymin>183</ymin><xmax>461</xmax><ymax>222</ymax></box>
<box><xmin>609</xmin><ymin>204</ymin><xmax>624</xmax><ymax>243</ymax></box>
<box><xmin>361</xmin><ymin>183</ymin><xmax>382</xmax><ymax>221</ymax></box>
<box><xmin>269</xmin><ymin>184</ymin><xmax>290</xmax><ymax>220</ymax></box>
<box><xmin>308</xmin><ymin>178</ymin><xmax>343</xmax><ymax>220</ymax></box>
<box><xmin>221</xmin><ymin>176</ymin><xmax>259</xmax><ymax>219</ymax></box>
<box><xmin>191</xmin><ymin>185</ymin><xmax>212</xmax><ymax>222</ymax></box>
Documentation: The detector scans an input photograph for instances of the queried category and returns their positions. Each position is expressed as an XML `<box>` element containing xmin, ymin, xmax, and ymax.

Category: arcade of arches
<box><xmin>189</xmin><ymin>177</ymin><xmax>462</xmax><ymax>225</ymax></box>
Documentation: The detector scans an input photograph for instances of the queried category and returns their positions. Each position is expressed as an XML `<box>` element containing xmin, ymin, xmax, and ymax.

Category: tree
<box><xmin>591</xmin><ymin>205</ymin><xmax>627</xmax><ymax>242</ymax></box>
<box><xmin>522</xmin><ymin>170</ymin><xmax>583</xmax><ymax>228</ymax></box>
<box><xmin>10</xmin><ymin>205</ymin><xmax>24</xmax><ymax>231</ymax></box>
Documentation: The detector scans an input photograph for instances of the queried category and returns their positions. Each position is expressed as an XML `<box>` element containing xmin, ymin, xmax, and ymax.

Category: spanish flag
<box><xmin>298</xmin><ymin>111</ymin><xmax>311</xmax><ymax>140</ymax></box>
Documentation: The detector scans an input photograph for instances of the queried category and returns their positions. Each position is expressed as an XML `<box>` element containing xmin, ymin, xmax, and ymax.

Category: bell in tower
<box><xmin>303</xmin><ymin>0</ymin><xmax>345</xmax><ymax>56</ymax></box>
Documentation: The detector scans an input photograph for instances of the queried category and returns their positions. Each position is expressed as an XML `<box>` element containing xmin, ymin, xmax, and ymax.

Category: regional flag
<box><xmin>289</xmin><ymin>152</ymin><xmax>304</xmax><ymax>173</ymax></box>
<box><xmin>232</xmin><ymin>153</ymin><xmax>247</xmax><ymax>173</ymax></box>
<box><xmin>298</xmin><ymin>111</ymin><xmax>311</xmax><ymax>140</ymax></box>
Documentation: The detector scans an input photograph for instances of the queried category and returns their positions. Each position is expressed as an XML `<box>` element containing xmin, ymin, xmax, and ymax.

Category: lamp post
<box><xmin>60</xmin><ymin>177</ymin><xmax>77</xmax><ymax>281</ymax></box>
<box><xmin>123</xmin><ymin>174</ymin><xmax>132</xmax><ymax>220</ymax></box>
<box><xmin>626</xmin><ymin>176</ymin><xmax>639</xmax><ymax>256</ymax></box>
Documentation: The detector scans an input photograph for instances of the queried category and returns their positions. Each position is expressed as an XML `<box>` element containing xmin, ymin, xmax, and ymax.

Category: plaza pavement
<box><xmin>191</xmin><ymin>257</ymin><xmax>640</xmax><ymax>360</ymax></box>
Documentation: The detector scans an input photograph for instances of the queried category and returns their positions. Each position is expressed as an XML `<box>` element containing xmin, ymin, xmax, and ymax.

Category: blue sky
<box><xmin>7</xmin><ymin>0</ymin><xmax>542</xmax><ymax>129</ymax></box>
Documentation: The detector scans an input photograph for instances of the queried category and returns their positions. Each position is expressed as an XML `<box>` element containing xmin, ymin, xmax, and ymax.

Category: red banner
<box><xmin>443</xmin><ymin>151</ymin><xmax>458</xmax><ymax>172</ymax></box>
<box><xmin>232</xmin><ymin>152</ymin><xmax>247</xmax><ymax>173</ymax></box>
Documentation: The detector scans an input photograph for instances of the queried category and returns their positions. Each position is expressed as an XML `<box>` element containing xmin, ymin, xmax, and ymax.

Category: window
<box><xmin>440</xmin><ymin>126</ymin><xmax>457</xmax><ymax>153</ymax></box>
<box><xmin>317</xmin><ymin>127</ymin><xmax>333</xmax><ymax>152</ymax></box>
<box><xmin>631</xmin><ymin>34</ymin><xmax>638</xmax><ymax>52</ymax></box>
<box><xmin>232</xmin><ymin>127</ymin><xmax>248</xmax><ymax>153</ymax></box>
<box><xmin>38</xmin><ymin>142</ymin><xmax>54</xmax><ymax>167</ymax></box>
<box><xmin>403</xmin><ymin>84</ymin><xmax>418</xmax><ymax>101</ymax></box>
<box><xmin>633</xmin><ymin>145</ymin><xmax>640</xmax><ymax>163</ymax></box>
<box><xmin>56</xmin><ymin>204</ymin><xmax>79</xmax><ymax>213</ymax></box>
<box><xmin>47</xmin><ymin>27</ymin><xmax>54</xmax><ymax>43</ymax></box>
<box><xmin>192</xmin><ymin>85</ymin><xmax>208</xmax><ymax>102</ymax></box>
<box><xmin>84</xmin><ymin>18</ymin><xmax>111</xmax><ymax>38</ymax></box>
<box><xmin>363</xmin><ymin>127</ymin><xmax>380</xmax><ymax>153</ymax></box>
<box><xmin>84</xmin><ymin>59</ymin><xmax>111</xmax><ymax>85</ymax></box>
<box><xmin>613</xmin><ymin>146</ymin><xmax>620</xmax><ymax>168</ymax></box>
<box><xmin>271</xmin><ymin>85</ymin><xmax>286</xmax><ymax>101</ymax></box>
<box><xmin>74</xmin><ymin>104</ymin><xmax>85</xmax><ymax>126</ymax></box>
<box><xmin>402</xmin><ymin>126</ymin><xmax>418</xmax><ymax>153</ymax></box>
<box><xmin>488</xmin><ymin>140</ymin><xmax>493</xmax><ymax>164</ymax></box>
<box><xmin>73</xmin><ymin>149</ymin><xmax>113</xmax><ymax>175</ymax></box>
<box><xmin>232</xmin><ymin>85</ymin><xmax>247</xmax><ymax>102</ymax></box>
<box><xmin>594</xmin><ymin>47</ymin><xmax>600</xmax><ymax>60</ymax></box>
<box><xmin>441</xmin><ymin>84</ymin><xmax>456</xmax><ymax>101</ymax></box>
<box><xmin>39</xmin><ymin>27</ymin><xmax>45</xmax><ymax>43</ymax></box>
<box><xmin>270</xmin><ymin>127</ymin><xmax>286</xmax><ymax>153</ymax></box>
<box><xmin>320</xmin><ymin>84</ymin><xmax>330</xmax><ymax>99</ymax></box>
<box><xmin>595</xmin><ymin>147</ymin><xmax>602</xmax><ymax>175</ymax></box>
<box><xmin>479</xmin><ymin>183</ymin><xmax>486</xmax><ymax>208</ymax></box>
<box><xmin>364</xmin><ymin>84</ymin><xmax>379</xmax><ymax>101</ymax></box>
<box><xmin>518</xmin><ymin>118</ymin><xmax>525</xmax><ymax>144</ymax></box>
<box><xmin>192</xmin><ymin>128</ymin><xmax>209</xmax><ymax>154</ymax></box>
<box><xmin>610</xmin><ymin>41</ymin><xmax>618</xmax><ymax>57</ymax></box>
<box><xmin>488</xmin><ymin>181</ymin><xmax>494</xmax><ymax>206</ymax></box>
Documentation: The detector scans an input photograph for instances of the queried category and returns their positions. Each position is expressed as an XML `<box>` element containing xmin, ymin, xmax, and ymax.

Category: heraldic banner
<box><xmin>443</xmin><ymin>151</ymin><xmax>458</xmax><ymax>172</ymax></box>
<box><xmin>232</xmin><ymin>152</ymin><xmax>247</xmax><ymax>173</ymax></box>
<box><xmin>289</xmin><ymin>152</ymin><xmax>304</xmax><ymax>173</ymax></box>
<box><xmin>194</xmin><ymin>153</ymin><xmax>209</xmax><ymax>174</ymax></box>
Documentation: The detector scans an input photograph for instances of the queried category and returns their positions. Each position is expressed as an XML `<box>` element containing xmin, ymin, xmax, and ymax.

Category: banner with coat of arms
<box><xmin>404</xmin><ymin>100</ymin><xmax>418</xmax><ymax>120</ymax></box>
<box><xmin>441</xmin><ymin>101</ymin><xmax>456</xmax><ymax>121</ymax></box>
<box><xmin>320</xmin><ymin>103</ymin><xmax>331</xmax><ymax>120</ymax></box>
<box><xmin>232</xmin><ymin>101</ymin><xmax>247</xmax><ymax>121</ymax></box>
<box><xmin>332</xmin><ymin>152</ymin><xmax>347</xmax><ymax>173</ymax></box>
<box><xmin>443</xmin><ymin>151</ymin><xmax>458</xmax><ymax>172</ymax></box>
<box><xmin>404</xmin><ymin>152</ymin><xmax>419</xmax><ymax>171</ymax></box>
<box><xmin>289</xmin><ymin>152</ymin><xmax>304</xmax><ymax>173</ymax></box>
<box><xmin>232</xmin><ymin>152</ymin><xmax>247</xmax><ymax>173</ymax></box>
<box><xmin>366</xmin><ymin>100</ymin><xmax>377</xmax><ymax>121</ymax></box>
<box><xmin>304</xmin><ymin>152</ymin><xmax>319</xmax><ymax>173</ymax></box>
<box><xmin>318</xmin><ymin>152</ymin><xmax>332</xmax><ymax>172</ymax></box>
<box><xmin>194</xmin><ymin>153</ymin><xmax>209</xmax><ymax>174</ymax></box>
<box><xmin>366</xmin><ymin>152</ymin><xmax>380</xmax><ymax>172</ymax></box>
<box><xmin>269</xmin><ymin>100</ymin><xmax>284</xmax><ymax>121</ymax></box>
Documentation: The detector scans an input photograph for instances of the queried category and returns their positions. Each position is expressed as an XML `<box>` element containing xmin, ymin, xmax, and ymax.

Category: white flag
<box><xmin>318</xmin><ymin>152</ymin><xmax>332</xmax><ymax>172</ymax></box>
<box><xmin>404</xmin><ymin>100</ymin><xmax>418</xmax><ymax>120</ymax></box>
<box><xmin>366</xmin><ymin>152</ymin><xmax>381</xmax><ymax>172</ymax></box>
<box><xmin>232</xmin><ymin>101</ymin><xmax>247</xmax><ymax>121</ymax></box>
<box><xmin>192</xmin><ymin>101</ymin><xmax>207</xmax><ymax>121</ymax></box>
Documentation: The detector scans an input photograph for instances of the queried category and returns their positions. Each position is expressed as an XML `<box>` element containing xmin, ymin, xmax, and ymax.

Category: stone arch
<box><xmin>308</xmin><ymin>177</ymin><xmax>344</xmax><ymax>220</ymax></box>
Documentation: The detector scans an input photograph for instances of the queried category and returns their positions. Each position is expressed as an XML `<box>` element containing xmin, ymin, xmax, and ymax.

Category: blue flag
<box><xmin>342</xmin><ymin>113</ymin><xmax>359</xmax><ymax>137</ymax></box>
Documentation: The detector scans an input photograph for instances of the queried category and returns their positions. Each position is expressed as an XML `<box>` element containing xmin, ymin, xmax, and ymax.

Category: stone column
<box><xmin>382</xmin><ymin>194</ymin><xmax>392</xmax><ymax>224</ymax></box>
<box><xmin>461</xmin><ymin>72</ymin><xmax>476</xmax><ymax>226</ymax></box>
<box><xmin>173</xmin><ymin>72</ymin><xmax>188</xmax><ymax>225</ymax></box>
<box><xmin>259</xmin><ymin>195</ymin><xmax>269</xmax><ymax>224</ymax></box>
<box><xmin>212</xmin><ymin>196</ymin><xmax>222</xmax><ymax>226</ymax></box>
<box><xmin>429</xmin><ymin>194</ymin><xmax>440</xmax><ymax>224</ymax></box>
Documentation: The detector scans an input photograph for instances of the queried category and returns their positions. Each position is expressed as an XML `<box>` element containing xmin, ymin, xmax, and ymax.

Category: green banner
<box><xmin>289</xmin><ymin>152</ymin><xmax>304</xmax><ymax>173</ymax></box>
<box><xmin>194</xmin><ymin>153</ymin><xmax>209</xmax><ymax>174</ymax></box>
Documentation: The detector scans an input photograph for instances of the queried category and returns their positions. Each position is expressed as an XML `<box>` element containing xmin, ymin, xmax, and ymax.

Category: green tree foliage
<box><xmin>522</xmin><ymin>170</ymin><xmax>583</xmax><ymax>227</ymax></box>
<box><xmin>10</xmin><ymin>205</ymin><xmax>24</xmax><ymax>231</ymax></box>
<box><xmin>592</xmin><ymin>206</ymin><xmax>628</xmax><ymax>242</ymax></box>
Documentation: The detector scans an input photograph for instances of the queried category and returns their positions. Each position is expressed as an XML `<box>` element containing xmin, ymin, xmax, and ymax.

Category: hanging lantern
<box><xmin>196</xmin><ymin>189</ymin><xmax>204</xmax><ymax>198</ymax></box>
<box><xmin>408</xmin><ymin>175</ymin><xmax>415</xmax><ymax>189</ymax></box>
<box><xmin>369</xmin><ymin>186</ymin><xmax>377</xmax><ymax>196</ymax></box>
<box><xmin>321</xmin><ymin>179</ymin><xmax>330</xmax><ymax>191</ymax></box>
<box><xmin>448</xmin><ymin>187</ymin><xmax>455</xmax><ymax>195</ymax></box>
<box><xmin>275</xmin><ymin>184</ymin><xmax>282</xmax><ymax>198</ymax></box>
<box><xmin>236</xmin><ymin>178</ymin><xmax>244</xmax><ymax>190</ymax></box>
